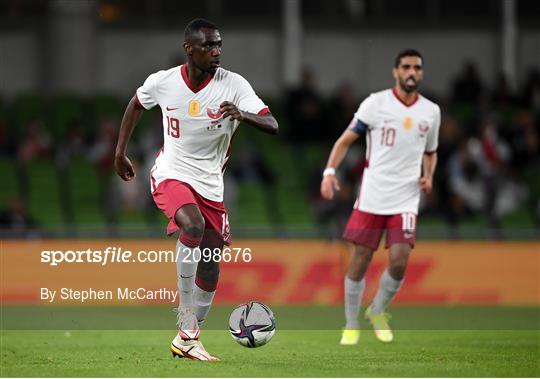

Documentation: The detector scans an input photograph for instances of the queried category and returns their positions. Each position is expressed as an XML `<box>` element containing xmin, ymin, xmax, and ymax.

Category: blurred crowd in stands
<box><xmin>0</xmin><ymin>61</ymin><xmax>539</xmax><ymax>237</ymax></box>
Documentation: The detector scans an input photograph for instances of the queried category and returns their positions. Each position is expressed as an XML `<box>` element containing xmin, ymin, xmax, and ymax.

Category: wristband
<box><xmin>323</xmin><ymin>167</ymin><xmax>336</xmax><ymax>176</ymax></box>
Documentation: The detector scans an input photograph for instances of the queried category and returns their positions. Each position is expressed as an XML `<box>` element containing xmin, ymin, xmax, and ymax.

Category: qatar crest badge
<box><xmin>418</xmin><ymin>120</ymin><xmax>430</xmax><ymax>136</ymax></box>
<box><xmin>207</xmin><ymin>106</ymin><xmax>223</xmax><ymax>120</ymax></box>
<box><xmin>188</xmin><ymin>100</ymin><xmax>200</xmax><ymax>116</ymax></box>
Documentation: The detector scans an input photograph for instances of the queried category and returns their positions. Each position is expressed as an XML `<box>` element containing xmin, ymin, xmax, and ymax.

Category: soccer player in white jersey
<box><xmin>114</xmin><ymin>19</ymin><xmax>278</xmax><ymax>361</ymax></box>
<box><xmin>320</xmin><ymin>49</ymin><xmax>440</xmax><ymax>345</ymax></box>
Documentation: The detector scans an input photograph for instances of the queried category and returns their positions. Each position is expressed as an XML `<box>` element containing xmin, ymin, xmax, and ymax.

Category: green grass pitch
<box><xmin>1</xmin><ymin>330</ymin><xmax>538</xmax><ymax>377</ymax></box>
<box><xmin>1</xmin><ymin>306</ymin><xmax>539</xmax><ymax>377</ymax></box>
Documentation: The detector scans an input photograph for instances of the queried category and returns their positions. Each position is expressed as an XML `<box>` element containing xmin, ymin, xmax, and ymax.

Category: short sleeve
<box><xmin>354</xmin><ymin>94</ymin><xmax>377</xmax><ymax>126</ymax></box>
<box><xmin>234</xmin><ymin>74</ymin><xmax>268</xmax><ymax>115</ymax></box>
<box><xmin>136</xmin><ymin>73</ymin><xmax>159</xmax><ymax>110</ymax></box>
<box><xmin>425</xmin><ymin>105</ymin><xmax>441</xmax><ymax>152</ymax></box>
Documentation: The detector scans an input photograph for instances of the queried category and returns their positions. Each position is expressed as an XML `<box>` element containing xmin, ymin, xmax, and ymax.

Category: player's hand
<box><xmin>321</xmin><ymin>175</ymin><xmax>341</xmax><ymax>200</ymax></box>
<box><xmin>219</xmin><ymin>101</ymin><xmax>244</xmax><ymax>121</ymax></box>
<box><xmin>114</xmin><ymin>155</ymin><xmax>136</xmax><ymax>181</ymax></box>
<box><xmin>419</xmin><ymin>176</ymin><xmax>432</xmax><ymax>194</ymax></box>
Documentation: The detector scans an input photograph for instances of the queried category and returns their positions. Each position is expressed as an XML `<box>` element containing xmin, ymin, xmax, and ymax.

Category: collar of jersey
<box><xmin>181</xmin><ymin>64</ymin><xmax>214</xmax><ymax>93</ymax></box>
<box><xmin>392</xmin><ymin>87</ymin><xmax>419</xmax><ymax>108</ymax></box>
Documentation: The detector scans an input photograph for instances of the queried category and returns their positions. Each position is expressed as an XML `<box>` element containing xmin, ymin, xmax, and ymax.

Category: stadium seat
<box><xmin>0</xmin><ymin>98</ymin><xmax>7</xmax><ymax>125</ymax></box>
<box><xmin>131</xmin><ymin>107</ymin><xmax>161</xmax><ymax>142</ymax></box>
<box><xmin>26</xmin><ymin>160</ymin><xmax>64</xmax><ymax>227</ymax></box>
<box><xmin>68</xmin><ymin>158</ymin><xmax>105</xmax><ymax>225</ymax></box>
<box><xmin>11</xmin><ymin>94</ymin><xmax>48</xmax><ymax>141</ymax></box>
<box><xmin>234</xmin><ymin>182</ymin><xmax>271</xmax><ymax>225</ymax></box>
<box><xmin>0</xmin><ymin>158</ymin><xmax>18</xmax><ymax>207</ymax></box>
<box><xmin>229</xmin><ymin>133</ymin><xmax>313</xmax><ymax>226</ymax></box>
<box><xmin>92</xmin><ymin>94</ymin><xmax>122</xmax><ymax>122</ymax></box>
<box><xmin>50</xmin><ymin>95</ymin><xmax>86</xmax><ymax>142</ymax></box>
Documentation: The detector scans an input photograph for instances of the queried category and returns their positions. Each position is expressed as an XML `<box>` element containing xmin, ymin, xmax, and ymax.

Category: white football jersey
<box><xmin>137</xmin><ymin>65</ymin><xmax>268</xmax><ymax>201</ymax></box>
<box><xmin>351</xmin><ymin>88</ymin><xmax>440</xmax><ymax>215</ymax></box>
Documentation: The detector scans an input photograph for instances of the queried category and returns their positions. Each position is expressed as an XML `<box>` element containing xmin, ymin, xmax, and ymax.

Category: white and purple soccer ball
<box><xmin>229</xmin><ymin>301</ymin><xmax>275</xmax><ymax>348</ymax></box>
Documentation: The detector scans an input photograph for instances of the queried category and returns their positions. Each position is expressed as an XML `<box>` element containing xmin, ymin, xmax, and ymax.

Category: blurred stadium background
<box><xmin>1</xmin><ymin>0</ymin><xmax>539</xmax><ymax>239</ymax></box>
<box><xmin>0</xmin><ymin>0</ymin><xmax>540</xmax><ymax>238</ymax></box>
<box><xmin>0</xmin><ymin>0</ymin><xmax>539</xmax><ymax>320</ymax></box>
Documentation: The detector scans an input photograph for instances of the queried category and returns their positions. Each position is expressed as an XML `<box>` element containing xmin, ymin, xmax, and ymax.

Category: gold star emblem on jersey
<box><xmin>403</xmin><ymin>116</ymin><xmax>413</xmax><ymax>130</ymax></box>
<box><xmin>188</xmin><ymin>100</ymin><xmax>200</xmax><ymax>116</ymax></box>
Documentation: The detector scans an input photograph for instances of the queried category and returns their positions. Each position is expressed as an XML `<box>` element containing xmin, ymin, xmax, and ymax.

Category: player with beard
<box><xmin>320</xmin><ymin>49</ymin><xmax>440</xmax><ymax>345</ymax></box>
<box><xmin>114</xmin><ymin>18</ymin><xmax>278</xmax><ymax>361</ymax></box>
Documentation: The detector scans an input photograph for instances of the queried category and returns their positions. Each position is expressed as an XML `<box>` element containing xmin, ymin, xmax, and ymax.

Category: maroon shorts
<box><xmin>343</xmin><ymin>209</ymin><xmax>417</xmax><ymax>250</ymax></box>
<box><xmin>151</xmin><ymin>179</ymin><xmax>231</xmax><ymax>245</ymax></box>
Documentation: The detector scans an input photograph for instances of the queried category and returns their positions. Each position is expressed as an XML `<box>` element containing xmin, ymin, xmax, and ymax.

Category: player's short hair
<box><xmin>185</xmin><ymin>18</ymin><xmax>218</xmax><ymax>40</ymax></box>
<box><xmin>394</xmin><ymin>49</ymin><xmax>423</xmax><ymax>68</ymax></box>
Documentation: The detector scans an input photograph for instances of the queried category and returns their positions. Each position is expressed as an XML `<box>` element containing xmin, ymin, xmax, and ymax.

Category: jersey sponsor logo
<box><xmin>206</xmin><ymin>106</ymin><xmax>223</xmax><ymax>120</ymax></box>
<box><xmin>188</xmin><ymin>100</ymin><xmax>200</xmax><ymax>116</ymax></box>
<box><xmin>403</xmin><ymin>116</ymin><xmax>413</xmax><ymax>130</ymax></box>
<box><xmin>166</xmin><ymin>106</ymin><xmax>180</xmax><ymax>111</ymax></box>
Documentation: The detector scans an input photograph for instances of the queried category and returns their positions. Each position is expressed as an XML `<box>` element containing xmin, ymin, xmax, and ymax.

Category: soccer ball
<box><xmin>229</xmin><ymin>301</ymin><xmax>275</xmax><ymax>348</ymax></box>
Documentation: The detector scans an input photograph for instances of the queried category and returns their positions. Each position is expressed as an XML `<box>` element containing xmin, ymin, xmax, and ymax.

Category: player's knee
<box><xmin>196</xmin><ymin>262</ymin><xmax>220</xmax><ymax>291</ymax></box>
<box><xmin>184</xmin><ymin>221</ymin><xmax>205</xmax><ymax>238</ymax></box>
<box><xmin>198</xmin><ymin>261</ymin><xmax>220</xmax><ymax>281</ymax></box>
<box><xmin>177</xmin><ymin>211</ymin><xmax>205</xmax><ymax>248</ymax></box>
<box><xmin>388</xmin><ymin>263</ymin><xmax>407</xmax><ymax>280</ymax></box>
<box><xmin>176</xmin><ymin>213</ymin><xmax>205</xmax><ymax>238</ymax></box>
<box><xmin>174</xmin><ymin>205</ymin><xmax>205</xmax><ymax>237</ymax></box>
<box><xmin>352</xmin><ymin>246</ymin><xmax>374</xmax><ymax>262</ymax></box>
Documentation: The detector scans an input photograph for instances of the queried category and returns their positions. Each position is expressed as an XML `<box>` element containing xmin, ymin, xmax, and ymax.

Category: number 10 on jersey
<box><xmin>167</xmin><ymin>116</ymin><xmax>180</xmax><ymax>138</ymax></box>
<box><xmin>380</xmin><ymin>127</ymin><xmax>396</xmax><ymax>147</ymax></box>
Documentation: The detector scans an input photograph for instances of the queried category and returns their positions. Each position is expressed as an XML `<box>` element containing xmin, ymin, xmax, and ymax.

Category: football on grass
<box><xmin>229</xmin><ymin>301</ymin><xmax>275</xmax><ymax>348</ymax></box>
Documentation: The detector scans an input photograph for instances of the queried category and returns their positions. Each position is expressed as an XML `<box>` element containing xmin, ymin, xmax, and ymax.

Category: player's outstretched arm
<box><xmin>320</xmin><ymin>129</ymin><xmax>359</xmax><ymax>200</ymax></box>
<box><xmin>114</xmin><ymin>95</ymin><xmax>145</xmax><ymax>181</ymax></box>
<box><xmin>419</xmin><ymin>151</ymin><xmax>437</xmax><ymax>194</ymax></box>
<box><xmin>219</xmin><ymin>101</ymin><xmax>278</xmax><ymax>135</ymax></box>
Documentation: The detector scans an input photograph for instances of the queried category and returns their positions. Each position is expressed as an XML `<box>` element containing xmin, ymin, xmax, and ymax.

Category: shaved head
<box><xmin>184</xmin><ymin>18</ymin><xmax>218</xmax><ymax>43</ymax></box>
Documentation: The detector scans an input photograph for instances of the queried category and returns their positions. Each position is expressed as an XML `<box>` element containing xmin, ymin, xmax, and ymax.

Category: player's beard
<box><xmin>399</xmin><ymin>76</ymin><xmax>418</xmax><ymax>93</ymax></box>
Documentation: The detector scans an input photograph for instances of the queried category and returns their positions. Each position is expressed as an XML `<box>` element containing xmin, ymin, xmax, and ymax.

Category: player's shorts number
<box><xmin>221</xmin><ymin>213</ymin><xmax>230</xmax><ymax>236</ymax></box>
<box><xmin>167</xmin><ymin>116</ymin><xmax>180</xmax><ymax>138</ymax></box>
<box><xmin>401</xmin><ymin>212</ymin><xmax>416</xmax><ymax>232</ymax></box>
